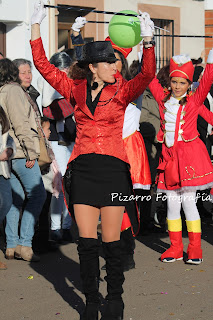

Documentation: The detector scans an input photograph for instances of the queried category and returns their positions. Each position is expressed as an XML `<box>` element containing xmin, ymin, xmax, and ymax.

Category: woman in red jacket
<box><xmin>149</xmin><ymin>53</ymin><xmax>213</xmax><ymax>265</ymax></box>
<box><xmin>30</xmin><ymin>2</ymin><xmax>155</xmax><ymax>319</ymax></box>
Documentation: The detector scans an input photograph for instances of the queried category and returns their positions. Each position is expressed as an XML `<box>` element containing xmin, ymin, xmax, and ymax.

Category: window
<box><xmin>57</xmin><ymin>5</ymin><xmax>94</xmax><ymax>54</ymax></box>
<box><xmin>153</xmin><ymin>19</ymin><xmax>174</xmax><ymax>71</ymax></box>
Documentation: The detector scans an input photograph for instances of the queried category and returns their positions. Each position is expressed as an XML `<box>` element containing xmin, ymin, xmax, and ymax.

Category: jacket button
<box><xmin>91</xmin><ymin>138</ymin><xmax>96</xmax><ymax>142</ymax></box>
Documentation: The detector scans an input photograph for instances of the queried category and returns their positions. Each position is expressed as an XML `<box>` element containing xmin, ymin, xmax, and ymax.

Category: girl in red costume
<box><xmin>30</xmin><ymin>2</ymin><xmax>155</xmax><ymax>320</ymax></box>
<box><xmin>149</xmin><ymin>53</ymin><xmax>213</xmax><ymax>265</ymax></box>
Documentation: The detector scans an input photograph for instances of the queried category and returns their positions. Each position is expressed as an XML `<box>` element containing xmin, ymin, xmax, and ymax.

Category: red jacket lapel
<box><xmin>73</xmin><ymin>79</ymin><xmax>94</xmax><ymax>119</ymax></box>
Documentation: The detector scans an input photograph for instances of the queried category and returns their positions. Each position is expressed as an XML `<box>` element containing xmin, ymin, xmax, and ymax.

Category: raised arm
<box><xmin>198</xmin><ymin>103</ymin><xmax>213</xmax><ymax>126</ymax></box>
<box><xmin>148</xmin><ymin>77</ymin><xmax>165</xmax><ymax>105</ymax></box>
<box><xmin>70</xmin><ymin>16</ymin><xmax>87</xmax><ymax>60</ymax></box>
<box><xmin>193</xmin><ymin>49</ymin><xmax>213</xmax><ymax>107</ymax></box>
<box><xmin>31</xmin><ymin>1</ymin><xmax>74</xmax><ymax>103</ymax></box>
<box><xmin>123</xmin><ymin>46</ymin><xmax>156</xmax><ymax>105</ymax></box>
<box><xmin>123</xmin><ymin>12</ymin><xmax>156</xmax><ymax>104</ymax></box>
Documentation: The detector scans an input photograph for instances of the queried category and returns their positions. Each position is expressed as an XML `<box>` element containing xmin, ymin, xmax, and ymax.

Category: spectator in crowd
<box><xmin>33</xmin><ymin>116</ymin><xmax>62</xmax><ymax>253</ymax></box>
<box><xmin>37</xmin><ymin>51</ymin><xmax>75</xmax><ymax>243</ymax></box>
<box><xmin>13</xmin><ymin>58</ymin><xmax>58</xmax><ymax>252</ymax></box>
<box><xmin>0</xmin><ymin>106</ymin><xmax>16</xmax><ymax>269</ymax></box>
<box><xmin>13</xmin><ymin>58</ymin><xmax>41</xmax><ymax>111</ymax></box>
<box><xmin>0</xmin><ymin>58</ymin><xmax>46</xmax><ymax>262</ymax></box>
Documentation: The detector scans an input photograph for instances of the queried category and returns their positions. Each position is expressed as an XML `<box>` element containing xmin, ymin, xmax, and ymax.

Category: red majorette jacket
<box><xmin>31</xmin><ymin>38</ymin><xmax>156</xmax><ymax>164</ymax></box>
<box><xmin>149</xmin><ymin>64</ymin><xmax>213</xmax><ymax>145</ymax></box>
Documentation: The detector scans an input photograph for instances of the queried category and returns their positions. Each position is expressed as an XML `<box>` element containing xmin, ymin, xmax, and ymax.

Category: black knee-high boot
<box><xmin>77</xmin><ymin>237</ymin><xmax>100</xmax><ymax>320</ymax></box>
<box><xmin>101</xmin><ymin>240</ymin><xmax>125</xmax><ymax>320</ymax></box>
<box><xmin>120</xmin><ymin>228</ymin><xmax>135</xmax><ymax>271</ymax></box>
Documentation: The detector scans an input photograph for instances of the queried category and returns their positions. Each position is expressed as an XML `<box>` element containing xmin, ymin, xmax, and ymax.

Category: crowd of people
<box><xmin>0</xmin><ymin>0</ymin><xmax>213</xmax><ymax>319</ymax></box>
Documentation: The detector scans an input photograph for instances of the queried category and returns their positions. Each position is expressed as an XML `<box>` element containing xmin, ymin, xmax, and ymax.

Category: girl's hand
<box><xmin>31</xmin><ymin>0</ymin><xmax>46</xmax><ymax>25</ymax></box>
<box><xmin>0</xmin><ymin>148</ymin><xmax>13</xmax><ymax>161</ymax></box>
<box><xmin>137</xmin><ymin>11</ymin><xmax>154</xmax><ymax>38</ymax></box>
<box><xmin>207</xmin><ymin>48</ymin><xmax>213</xmax><ymax>63</ymax></box>
<box><xmin>25</xmin><ymin>160</ymin><xmax>36</xmax><ymax>168</ymax></box>
<box><xmin>71</xmin><ymin>16</ymin><xmax>87</xmax><ymax>32</ymax></box>
<box><xmin>71</xmin><ymin>16</ymin><xmax>87</xmax><ymax>37</ymax></box>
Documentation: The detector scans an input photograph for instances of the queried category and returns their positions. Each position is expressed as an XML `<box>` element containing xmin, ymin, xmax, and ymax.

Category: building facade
<box><xmin>0</xmin><ymin>0</ymin><xmax>207</xmax><ymax>89</ymax></box>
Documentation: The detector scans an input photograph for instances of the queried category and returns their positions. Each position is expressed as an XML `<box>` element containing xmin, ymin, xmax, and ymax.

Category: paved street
<box><xmin>0</xmin><ymin>217</ymin><xmax>213</xmax><ymax>320</ymax></box>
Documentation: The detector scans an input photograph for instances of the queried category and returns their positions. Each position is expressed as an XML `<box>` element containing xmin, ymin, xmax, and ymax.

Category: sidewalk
<box><xmin>0</xmin><ymin>217</ymin><xmax>213</xmax><ymax>320</ymax></box>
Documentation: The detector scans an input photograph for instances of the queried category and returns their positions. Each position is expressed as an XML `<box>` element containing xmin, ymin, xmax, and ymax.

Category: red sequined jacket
<box><xmin>31</xmin><ymin>37</ymin><xmax>156</xmax><ymax>164</ymax></box>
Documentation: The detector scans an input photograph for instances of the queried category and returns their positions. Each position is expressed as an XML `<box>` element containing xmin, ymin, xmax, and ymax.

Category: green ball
<box><xmin>108</xmin><ymin>10</ymin><xmax>142</xmax><ymax>48</ymax></box>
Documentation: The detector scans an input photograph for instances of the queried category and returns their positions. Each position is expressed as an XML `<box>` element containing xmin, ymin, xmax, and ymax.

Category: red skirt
<box><xmin>157</xmin><ymin>138</ymin><xmax>213</xmax><ymax>192</ymax></box>
<box><xmin>123</xmin><ymin>131</ymin><xmax>151</xmax><ymax>188</ymax></box>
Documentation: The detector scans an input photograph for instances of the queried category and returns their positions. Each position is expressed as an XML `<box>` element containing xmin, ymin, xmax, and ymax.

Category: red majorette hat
<box><xmin>169</xmin><ymin>54</ymin><xmax>194</xmax><ymax>82</ymax></box>
<box><xmin>105</xmin><ymin>36</ymin><xmax>132</xmax><ymax>59</ymax></box>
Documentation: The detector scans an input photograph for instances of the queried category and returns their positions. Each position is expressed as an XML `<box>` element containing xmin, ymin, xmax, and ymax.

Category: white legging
<box><xmin>167</xmin><ymin>190</ymin><xmax>200</xmax><ymax>222</ymax></box>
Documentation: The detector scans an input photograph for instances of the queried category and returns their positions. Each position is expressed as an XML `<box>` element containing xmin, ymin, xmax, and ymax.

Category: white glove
<box><xmin>137</xmin><ymin>11</ymin><xmax>154</xmax><ymax>37</ymax></box>
<box><xmin>31</xmin><ymin>0</ymin><xmax>47</xmax><ymax>25</ymax></box>
<box><xmin>71</xmin><ymin>16</ymin><xmax>87</xmax><ymax>32</ymax></box>
<box><xmin>207</xmin><ymin>48</ymin><xmax>213</xmax><ymax>63</ymax></box>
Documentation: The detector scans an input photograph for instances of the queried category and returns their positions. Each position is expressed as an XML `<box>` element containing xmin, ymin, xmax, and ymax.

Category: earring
<box><xmin>91</xmin><ymin>82</ymin><xmax>98</xmax><ymax>90</ymax></box>
<box><xmin>91</xmin><ymin>76</ymin><xmax>98</xmax><ymax>90</ymax></box>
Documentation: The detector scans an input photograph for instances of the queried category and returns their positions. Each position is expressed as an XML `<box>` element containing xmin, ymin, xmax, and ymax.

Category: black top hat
<box><xmin>78</xmin><ymin>41</ymin><xmax>117</xmax><ymax>64</ymax></box>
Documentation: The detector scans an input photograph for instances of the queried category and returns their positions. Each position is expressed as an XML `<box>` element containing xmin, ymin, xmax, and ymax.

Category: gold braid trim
<box><xmin>181</xmin><ymin>135</ymin><xmax>198</xmax><ymax>142</ymax></box>
<box><xmin>181</xmin><ymin>166</ymin><xmax>213</xmax><ymax>182</ymax></box>
<box><xmin>123</xmin><ymin>130</ymin><xmax>137</xmax><ymax>140</ymax></box>
<box><xmin>72</xmin><ymin>43</ymin><xmax>84</xmax><ymax>47</ymax></box>
<box><xmin>121</xmin><ymin>226</ymin><xmax>131</xmax><ymax>232</ymax></box>
<box><xmin>158</xmin><ymin>166</ymin><xmax>213</xmax><ymax>183</ymax></box>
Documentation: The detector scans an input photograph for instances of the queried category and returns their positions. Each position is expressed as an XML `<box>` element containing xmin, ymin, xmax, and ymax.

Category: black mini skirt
<box><xmin>68</xmin><ymin>153</ymin><xmax>133</xmax><ymax>207</ymax></box>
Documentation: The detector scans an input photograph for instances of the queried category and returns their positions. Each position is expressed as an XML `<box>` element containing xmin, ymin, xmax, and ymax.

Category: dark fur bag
<box><xmin>63</xmin><ymin>162</ymin><xmax>72</xmax><ymax>195</ymax></box>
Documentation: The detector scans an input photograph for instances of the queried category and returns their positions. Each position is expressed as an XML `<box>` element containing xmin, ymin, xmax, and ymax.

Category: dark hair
<box><xmin>157</xmin><ymin>64</ymin><xmax>170</xmax><ymax>88</ymax></box>
<box><xmin>0</xmin><ymin>105</ymin><xmax>10</xmax><ymax>134</ymax></box>
<box><xmin>13</xmin><ymin>58</ymin><xmax>32</xmax><ymax>69</ymax></box>
<box><xmin>114</xmin><ymin>49</ymin><xmax>131</xmax><ymax>81</ymax></box>
<box><xmin>0</xmin><ymin>58</ymin><xmax>20</xmax><ymax>87</ymax></box>
<box><xmin>49</xmin><ymin>52</ymin><xmax>72</xmax><ymax>70</ymax></box>
<box><xmin>193</xmin><ymin>65</ymin><xmax>204</xmax><ymax>82</ymax></box>
<box><xmin>41</xmin><ymin>116</ymin><xmax>50</xmax><ymax>126</ymax></box>
<box><xmin>129</xmin><ymin>60</ymin><xmax>140</xmax><ymax>79</ymax></box>
<box><xmin>68</xmin><ymin>61</ymin><xmax>96</xmax><ymax>80</ymax></box>
<box><xmin>191</xmin><ymin>57</ymin><xmax>202</xmax><ymax>65</ymax></box>
<box><xmin>63</xmin><ymin>48</ymin><xmax>76</xmax><ymax>61</ymax></box>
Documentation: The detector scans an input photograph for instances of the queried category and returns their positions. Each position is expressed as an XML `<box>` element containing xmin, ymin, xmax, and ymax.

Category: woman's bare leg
<box><xmin>100</xmin><ymin>206</ymin><xmax>125</xmax><ymax>242</ymax></box>
<box><xmin>73</xmin><ymin>204</ymin><xmax>100</xmax><ymax>238</ymax></box>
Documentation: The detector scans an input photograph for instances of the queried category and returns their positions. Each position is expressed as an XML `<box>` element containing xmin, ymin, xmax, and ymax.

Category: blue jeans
<box><xmin>5</xmin><ymin>159</ymin><xmax>46</xmax><ymax>248</ymax></box>
<box><xmin>0</xmin><ymin>176</ymin><xmax>12</xmax><ymax>223</ymax></box>
<box><xmin>50</xmin><ymin>191</ymin><xmax>72</xmax><ymax>230</ymax></box>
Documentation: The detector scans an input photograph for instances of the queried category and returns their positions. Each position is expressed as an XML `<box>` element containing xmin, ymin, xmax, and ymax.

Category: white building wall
<box><xmin>0</xmin><ymin>0</ymin><xmax>50</xmax><ymax>107</ymax></box>
<box><xmin>205</xmin><ymin>0</ymin><xmax>213</xmax><ymax>10</ymax></box>
<box><xmin>104</xmin><ymin>0</ymin><xmax>205</xmax><ymax>63</ymax></box>
<box><xmin>0</xmin><ymin>0</ymin><xmax>207</xmax><ymax>90</ymax></box>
